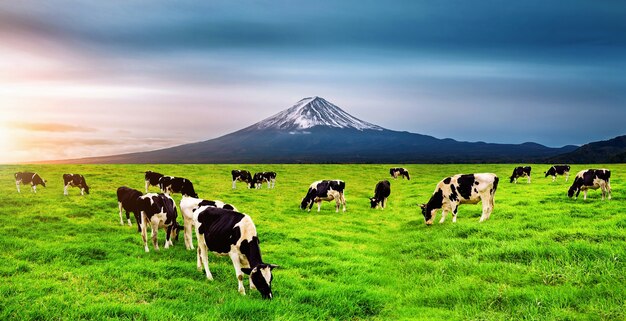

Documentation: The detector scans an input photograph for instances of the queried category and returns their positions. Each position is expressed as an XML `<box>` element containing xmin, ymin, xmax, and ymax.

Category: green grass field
<box><xmin>1</xmin><ymin>164</ymin><xmax>624</xmax><ymax>320</ymax></box>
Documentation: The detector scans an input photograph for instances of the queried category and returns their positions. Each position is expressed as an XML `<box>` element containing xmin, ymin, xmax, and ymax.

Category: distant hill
<box><xmin>47</xmin><ymin>97</ymin><xmax>578</xmax><ymax>164</ymax></box>
<box><xmin>549</xmin><ymin>135</ymin><xmax>626</xmax><ymax>163</ymax></box>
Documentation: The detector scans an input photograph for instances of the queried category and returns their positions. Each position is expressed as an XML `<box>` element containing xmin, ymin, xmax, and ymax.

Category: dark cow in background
<box><xmin>15</xmin><ymin>172</ymin><xmax>46</xmax><ymax>193</ymax></box>
<box><xmin>180</xmin><ymin>195</ymin><xmax>238</xmax><ymax>250</ymax></box>
<box><xmin>232</xmin><ymin>170</ymin><xmax>253</xmax><ymax>189</ymax></box>
<box><xmin>370</xmin><ymin>180</ymin><xmax>391</xmax><ymax>209</ymax></box>
<box><xmin>420</xmin><ymin>173</ymin><xmax>499</xmax><ymax>225</ymax></box>
<box><xmin>63</xmin><ymin>174</ymin><xmax>90</xmax><ymax>196</ymax></box>
<box><xmin>194</xmin><ymin>207</ymin><xmax>278</xmax><ymax>299</ymax></box>
<box><xmin>510</xmin><ymin>166</ymin><xmax>531</xmax><ymax>184</ymax></box>
<box><xmin>145</xmin><ymin>171</ymin><xmax>164</xmax><ymax>193</ymax></box>
<box><xmin>252</xmin><ymin>172</ymin><xmax>277</xmax><ymax>189</ymax></box>
<box><xmin>138</xmin><ymin>193</ymin><xmax>182</xmax><ymax>252</ymax></box>
<box><xmin>390</xmin><ymin>168</ymin><xmax>410</xmax><ymax>180</ymax></box>
<box><xmin>300</xmin><ymin>180</ymin><xmax>347</xmax><ymax>213</ymax></box>
<box><xmin>568</xmin><ymin>169</ymin><xmax>612</xmax><ymax>201</ymax></box>
<box><xmin>545</xmin><ymin>165</ymin><xmax>570</xmax><ymax>182</ymax></box>
<box><xmin>117</xmin><ymin>186</ymin><xmax>144</xmax><ymax>232</ymax></box>
<box><xmin>159</xmin><ymin>176</ymin><xmax>198</xmax><ymax>198</ymax></box>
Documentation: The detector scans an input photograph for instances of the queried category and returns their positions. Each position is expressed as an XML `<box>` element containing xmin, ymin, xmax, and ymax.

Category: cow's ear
<box><xmin>241</xmin><ymin>268</ymin><xmax>253</xmax><ymax>275</ymax></box>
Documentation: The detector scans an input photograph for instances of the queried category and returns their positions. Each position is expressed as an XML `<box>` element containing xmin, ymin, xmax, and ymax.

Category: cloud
<box><xmin>8</xmin><ymin>122</ymin><xmax>96</xmax><ymax>133</ymax></box>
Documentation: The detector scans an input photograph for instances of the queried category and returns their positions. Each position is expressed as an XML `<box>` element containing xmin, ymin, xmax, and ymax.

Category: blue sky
<box><xmin>1</xmin><ymin>1</ymin><xmax>625</xmax><ymax>162</ymax></box>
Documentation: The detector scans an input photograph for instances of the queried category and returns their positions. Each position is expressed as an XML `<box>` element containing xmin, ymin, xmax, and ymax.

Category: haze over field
<box><xmin>1</xmin><ymin>1</ymin><xmax>625</xmax><ymax>163</ymax></box>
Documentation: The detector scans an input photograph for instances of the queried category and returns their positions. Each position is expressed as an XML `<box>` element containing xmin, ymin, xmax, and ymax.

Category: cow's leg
<box><xmin>118</xmin><ymin>202</ymin><xmax>125</xmax><ymax>225</ymax></box>
<box><xmin>565</xmin><ymin>174</ymin><xmax>569</xmax><ymax>182</ymax></box>
<box><xmin>184</xmin><ymin>217</ymin><xmax>194</xmax><ymax>250</ymax></box>
<box><xmin>382</xmin><ymin>197</ymin><xmax>387</xmax><ymax>209</ymax></box>
<box><xmin>64</xmin><ymin>184</ymin><xmax>69</xmax><ymax>196</ymax></box>
<box><xmin>335</xmin><ymin>197</ymin><xmax>340</xmax><ymax>213</ymax></box>
<box><xmin>452</xmin><ymin>205</ymin><xmax>459</xmax><ymax>223</ymax></box>
<box><xmin>317</xmin><ymin>201</ymin><xmax>322</xmax><ymax>212</ymax></box>
<box><xmin>32</xmin><ymin>184</ymin><xmax>37</xmax><ymax>193</ymax></box>
<box><xmin>439</xmin><ymin>209</ymin><xmax>448</xmax><ymax>223</ymax></box>
<box><xmin>164</xmin><ymin>225</ymin><xmax>172</xmax><ymax>249</ymax></box>
<box><xmin>145</xmin><ymin>180</ymin><xmax>150</xmax><ymax>194</ymax></box>
<box><xmin>232</xmin><ymin>180</ymin><xmax>236</xmax><ymax>189</ymax></box>
<box><xmin>229</xmin><ymin>252</ymin><xmax>246</xmax><ymax>295</ymax></box>
<box><xmin>134</xmin><ymin>212</ymin><xmax>141</xmax><ymax>231</ymax></box>
<box><xmin>607</xmin><ymin>181</ymin><xmax>612</xmax><ymax>200</ymax></box>
<box><xmin>528</xmin><ymin>176</ymin><xmax>531</xmax><ymax>184</ymax></box>
<box><xmin>150</xmin><ymin>219</ymin><xmax>160</xmax><ymax>251</ymax></box>
<box><xmin>195</xmin><ymin>229</ymin><xmax>213</xmax><ymax>280</ymax></box>
<box><xmin>16</xmin><ymin>181</ymin><xmax>20</xmax><ymax>193</ymax></box>
<box><xmin>141</xmin><ymin>212</ymin><xmax>149</xmax><ymax>252</ymax></box>
<box><xmin>341</xmin><ymin>193</ymin><xmax>347</xmax><ymax>212</ymax></box>
<box><xmin>583</xmin><ymin>190</ymin><xmax>588</xmax><ymax>200</ymax></box>
<box><xmin>552</xmin><ymin>175</ymin><xmax>556</xmax><ymax>182</ymax></box>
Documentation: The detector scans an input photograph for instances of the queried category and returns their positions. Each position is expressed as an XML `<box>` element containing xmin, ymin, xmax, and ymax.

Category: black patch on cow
<box><xmin>443</xmin><ymin>177</ymin><xmax>451</xmax><ymax>184</ymax></box>
<box><xmin>456</xmin><ymin>174</ymin><xmax>475</xmax><ymax>200</ymax></box>
<box><xmin>198</xmin><ymin>200</ymin><xmax>217</xmax><ymax>207</ymax></box>
<box><xmin>196</xmin><ymin>207</ymin><xmax>247</xmax><ymax>254</ymax></box>
<box><xmin>424</xmin><ymin>188</ymin><xmax>444</xmax><ymax>221</ymax></box>
<box><xmin>223</xmin><ymin>204</ymin><xmax>235</xmax><ymax>211</ymax></box>
<box><xmin>449</xmin><ymin>184</ymin><xmax>459</xmax><ymax>202</ymax></box>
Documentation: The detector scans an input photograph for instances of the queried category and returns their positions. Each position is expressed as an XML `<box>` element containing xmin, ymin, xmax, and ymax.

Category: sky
<box><xmin>1</xmin><ymin>0</ymin><xmax>625</xmax><ymax>163</ymax></box>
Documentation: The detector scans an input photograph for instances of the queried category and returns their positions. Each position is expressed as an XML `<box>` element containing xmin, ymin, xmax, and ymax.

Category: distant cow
<box><xmin>194</xmin><ymin>207</ymin><xmax>278</xmax><ymax>298</ymax></box>
<box><xmin>138</xmin><ymin>193</ymin><xmax>182</xmax><ymax>252</ymax></box>
<box><xmin>117</xmin><ymin>186</ymin><xmax>144</xmax><ymax>232</ymax></box>
<box><xmin>252</xmin><ymin>172</ymin><xmax>277</xmax><ymax>189</ymax></box>
<box><xmin>510</xmin><ymin>166</ymin><xmax>531</xmax><ymax>184</ymax></box>
<box><xmin>15</xmin><ymin>172</ymin><xmax>46</xmax><ymax>193</ymax></box>
<box><xmin>63</xmin><ymin>174</ymin><xmax>90</xmax><ymax>196</ymax></box>
<box><xmin>300</xmin><ymin>180</ymin><xmax>347</xmax><ymax>213</ymax></box>
<box><xmin>370</xmin><ymin>180</ymin><xmax>391</xmax><ymax>209</ymax></box>
<box><xmin>180</xmin><ymin>195</ymin><xmax>238</xmax><ymax>250</ymax></box>
<box><xmin>159</xmin><ymin>176</ymin><xmax>198</xmax><ymax>198</ymax></box>
<box><xmin>232</xmin><ymin>170</ymin><xmax>253</xmax><ymax>189</ymax></box>
<box><xmin>545</xmin><ymin>165</ymin><xmax>570</xmax><ymax>182</ymax></box>
<box><xmin>145</xmin><ymin>171</ymin><xmax>164</xmax><ymax>193</ymax></box>
<box><xmin>420</xmin><ymin>173</ymin><xmax>499</xmax><ymax>225</ymax></box>
<box><xmin>390</xmin><ymin>168</ymin><xmax>410</xmax><ymax>180</ymax></box>
<box><xmin>568</xmin><ymin>169</ymin><xmax>612</xmax><ymax>201</ymax></box>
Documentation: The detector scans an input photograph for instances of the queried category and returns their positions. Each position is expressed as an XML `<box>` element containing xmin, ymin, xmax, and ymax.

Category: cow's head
<box><xmin>369</xmin><ymin>197</ymin><xmax>380</xmax><ymax>209</ymax></box>
<box><xmin>171</xmin><ymin>221</ymin><xmax>183</xmax><ymax>241</ymax></box>
<box><xmin>509</xmin><ymin>175</ymin><xmax>516</xmax><ymax>183</ymax></box>
<box><xmin>84</xmin><ymin>184</ymin><xmax>90</xmax><ymax>194</ymax></box>
<box><xmin>567</xmin><ymin>185</ymin><xmax>578</xmax><ymax>198</ymax></box>
<box><xmin>419</xmin><ymin>204</ymin><xmax>435</xmax><ymax>225</ymax></box>
<box><xmin>300</xmin><ymin>197</ymin><xmax>312</xmax><ymax>210</ymax></box>
<box><xmin>242</xmin><ymin>263</ymin><xmax>278</xmax><ymax>299</ymax></box>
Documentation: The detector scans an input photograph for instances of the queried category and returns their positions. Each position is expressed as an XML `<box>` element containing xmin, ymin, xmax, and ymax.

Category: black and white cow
<box><xmin>194</xmin><ymin>207</ymin><xmax>278</xmax><ymax>299</ymax></box>
<box><xmin>544</xmin><ymin>165</ymin><xmax>570</xmax><ymax>182</ymax></box>
<box><xmin>390</xmin><ymin>168</ymin><xmax>410</xmax><ymax>180</ymax></box>
<box><xmin>300</xmin><ymin>180</ymin><xmax>347</xmax><ymax>213</ymax></box>
<box><xmin>510</xmin><ymin>166</ymin><xmax>531</xmax><ymax>184</ymax></box>
<box><xmin>568</xmin><ymin>169</ymin><xmax>612</xmax><ymax>201</ymax></box>
<box><xmin>370</xmin><ymin>180</ymin><xmax>391</xmax><ymax>209</ymax></box>
<box><xmin>159</xmin><ymin>176</ymin><xmax>199</xmax><ymax>198</ymax></box>
<box><xmin>420</xmin><ymin>173</ymin><xmax>499</xmax><ymax>225</ymax></box>
<box><xmin>252</xmin><ymin>172</ymin><xmax>277</xmax><ymax>189</ymax></box>
<box><xmin>180</xmin><ymin>195</ymin><xmax>238</xmax><ymax>250</ymax></box>
<box><xmin>15</xmin><ymin>172</ymin><xmax>46</xmax><ymax>193</ymax></box>
<box><xmin>145</xmin><ymin>170</ymin><xmax>164</xmax><ymax>193</ymax></box>
<box><xmin>117</xmin><ymin>186</ymin><xmax>144</xmax><ymax>232</ymax></box>
<box><xmin>63</xmin><ymin>173</ymin><xmax>90</xmax><ymax>196</ymax></box>
<box><xmin>232</xmin><ymin>170</ymin><xmax>253</xmax><ymax>189</ymax></box>
<box><xmin>138</xmin><ymin>193</ymin><xmax>181</xmax><ymax>252</ymax></box>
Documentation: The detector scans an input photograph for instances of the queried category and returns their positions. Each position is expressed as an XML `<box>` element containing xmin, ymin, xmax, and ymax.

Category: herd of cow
<box><xmin>12</xmin><ymin>164</ymin><xmax>613</xmax><ymax>299</ymax></box>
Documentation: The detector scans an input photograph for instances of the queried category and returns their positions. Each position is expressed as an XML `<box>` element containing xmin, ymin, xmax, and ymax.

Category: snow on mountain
<box><xmin>251</xmin><ymin>96</ymin><xmax>385</xmax><ymax>131</ymax></box>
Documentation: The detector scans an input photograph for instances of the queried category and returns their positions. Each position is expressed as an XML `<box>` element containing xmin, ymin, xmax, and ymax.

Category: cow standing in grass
<box><xmin>232</xmin><ymin>170</ymin><xmax>253</xmax><ymax>189</ymax></box>
<box><xmin>568</xmin><ymin>169</ymin><xmax>612</xmax><ymax>201</ymax></box>
<box><xmin>545</xmin><ymin>165</ymin><xmax>570</xmax><ymax>182</ymax></box>
<box><xmin>252</xmin><ymin>172</ymin><xmax>277</xmax><ymax>189</ymax></box>
<box><xmin>420</xmin><ymin>173</ymin><xmax>499</xmax><ymax>225</ymax></box>
<box><xmin>194</xmin><ymin>207</ymin><xmax>278</xmax><ymax>299</ymax></box>
<box><xmin>510</xmin><ymin>166</ymin><xmax>531</xmax><ymax>184</ymax></box>
<box><xmin>63</xmin><ymin>174</ymin><xmax>90</xmax><ymax>196</ymax></box>
<box><xmin>390</xmin><ymin>168</ymin><xmax>410</xmax><ymax>180</ymax></box>
<box><xmin>159</xmin><ymin>176</ymin><xmax>199</xmax><ymax>198</ymax></box>
<box><xmin>145</xmin><ymin>171</ymin><xmax>164</xmax><ymax>193</ymax></box>
<box><xmin>300</xmin><ymin>180</ymin><xmax>346</xmax><ymax>213</ymax></box>
<box><xmin>370</xmin><ymin>180</ymin><xmax>391</xmax><ymax>209</ymax></box>
<box><xmin>179</xmin><ymin>195</ymin><xmax>238</xmax><ymax>250</ymax></box>
<box><xmin>15</xmin><ymin>172</ymin><xmax>46</xmax><ymax>193</ymax></box>
<box><xmin>117</xmin><ymin>186</ymin><xmax>144</xmax><ymax>231</ymax></box>
<box><xmin>138</xmin><ymin>193</ymin><xmax>182</xmax><ymax>252</ymax></box>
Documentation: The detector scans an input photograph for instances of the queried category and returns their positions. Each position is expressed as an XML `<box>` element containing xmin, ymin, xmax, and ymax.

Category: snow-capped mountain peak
<box><xmin>252</xmin><ymin>96</ymin><xmax>385</xmax><ymax>131</ymax></box>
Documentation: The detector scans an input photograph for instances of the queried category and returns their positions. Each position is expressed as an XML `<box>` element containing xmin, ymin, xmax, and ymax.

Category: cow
<box><xmin>180</xmin><ymin>195</ymin><xmax>238</xmax><ymax>250</ymax></box>
<box><xmin>300</xmin><ymin>180</ymin><xmax>347</xmax><ymax>213</ymax></box>
<box><xmin>138</xmin><ymin>193</ymin><xmax>182</xmax><ymax>252</ymax></box>
<box><xmin>252</xmin><ymin>172</ymin><xmax>277</xmax><ymax>189</ymax></box>
<box><xmin>145</xmin><ymin>170</ymin><xmax>164</xmax><ymax>193</ymax></box>
<box><xmin>63</xmin><ymin>174</ymin><xmax>90</xmax><ymax>196</ymax></box>
<box><xmin>15</xmin><ymin>172</ymin><xmax>46</xmax><ymax>193</ymax></box>
<box><xmin>117</xmin><ymin>186</ymin><xmax>144</xmax><ymax>232</ymax></box>
<box><xmin>510</xmin><ymin>166</ymin><xmax>531</xmax><ymax>184</ymax></box>
<box><xmin>420</xmin><ymin>173</ymin><xmax>499</xmax><ymax>225</ymax></box>
<box><xmin>194</xmin><ymin>207</ymin><xmax>278</xmax><ymax>299</ymax></box>
<box><xmin>544</xmin><ymin>165</ymin><xmax>570</xmax><ymax>182</ymax></box>
<box><xmin>370</xmin><ymin>180</ymin><xmax>391</xmax><ymax>209</ymax></box>
<box><xmin>390</xmin><ymin>168</ymin><xmax>410</xmax><ymax>180</ymax></box>
<box><xmin>159</xmin><ymin>176</ymin><xmax>199</xmax><ymax>198</ymax></box>
<box><xmin>232</xmin><ymin>170</ymin><xmax>253</xmax><ymax>189</ymax></box>
<box><xmin>568</xmin><ymin>169</ymin><xmax>612</xmax><ymax>201</ymax></box>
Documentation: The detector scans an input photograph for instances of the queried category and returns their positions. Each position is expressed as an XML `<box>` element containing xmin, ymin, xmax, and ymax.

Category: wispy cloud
<box><xmin>8</xmin><ymin>122</ymin><xmax>96</xmax><ymax>133</ymax></box>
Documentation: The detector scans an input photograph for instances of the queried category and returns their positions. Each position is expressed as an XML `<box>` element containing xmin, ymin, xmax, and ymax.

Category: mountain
<box><xmin>48</xmin><ymin>97</ymin><xmax>577</xmax><ymax>164</ymax></box>
<box><xmin>549</xmin><ymin>135</ymin><xmax>626</xmax><ymax>163</ymax></box>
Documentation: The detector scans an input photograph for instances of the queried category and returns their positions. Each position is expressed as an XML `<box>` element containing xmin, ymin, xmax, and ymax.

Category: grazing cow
<box><xmin>370</xmin><ymin>180</ymin><xmax>391</xmax><ymax>209</ymax></box>
<box><xmin>420</xmin><ymin>173</ymin><xmax>499</xmax><ymax>225</ymax></box>
<box><xmin>117</xmin><ymin>186</ymin><xmax>144</xmax><ymax>232</ymax></box>
<box><xmin>568</xmin><ymin>169</ymin><xmax>612</xmax><ymax>201</ymax></box>
<box><xmin>180</xmin><ymin>196</ymin><xmax>238</xmax><ymax>250</ymax></box>
<box><xmin>544</xmin><ymin>165</ymin><xmax>570</xmax><ymax>182</ymax></box>
<box><xmin>145</xmin><ymin>171</ymin><xmax>164</xmax><ymax>193</ymax></box>
<box><xmin>159</xmin><ymin>176</ymin><xmax>198</xmax><ymax>198</ymax></box>
<box><xmin>232</xmin><ymin>170</ymin><xmax>253</xmax><ymax>189</ymax></box>
<box><xmin>138</xmin><ymin>193</ymin><xmax>182</xmax><ymax>252</ymax></box>
<box><xmin>390</xmin><ymin>168</ymin><xmax>410</xmax><ymax>180</ymax></box>
<box><xmin>300</xmin><ymin>180</ymin><xmax>347</xmax><ymax>213</ymax></box>
<box><xmin>510</xmin><ymin>166</ymin><xmax>532</xmax><ymax>184</ymax></box>
<box><xmin>252</xmin><ymin>172</ymin><xmax>277</xmax><ymax>189</ymax></box>
<box><xmin>194</xmin><ymin>207</ymin><xmax>278</xmax><ymax>298</ymax></box>
<box><xmin>63</xmin><ymin>173</ymin><xmax>90</xmax><ymax>196</ymax></box>
<box><xmin>15</xmin><ymin>172</ymin><xmax>46</xmax><ymax>193</ymax></box>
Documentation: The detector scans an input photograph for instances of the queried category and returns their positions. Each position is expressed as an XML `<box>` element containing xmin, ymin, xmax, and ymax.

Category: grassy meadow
<box><xmin>0</xmin><ymin>164</ymin><xmax>624</xmax><ymax>320</ymax></box>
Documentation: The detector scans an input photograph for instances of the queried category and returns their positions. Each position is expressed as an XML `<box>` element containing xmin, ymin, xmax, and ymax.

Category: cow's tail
<box><xmin>492</xmin><ymin>176</ymin><xmax>499</xmax><ymax>195</ymax></box>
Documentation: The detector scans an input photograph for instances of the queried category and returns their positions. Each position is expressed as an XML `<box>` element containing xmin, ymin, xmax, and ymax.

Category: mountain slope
<box><xmin>549</xmin><ymin>135</ymin><xmax>626</xmax><ymax>163</ymax></box>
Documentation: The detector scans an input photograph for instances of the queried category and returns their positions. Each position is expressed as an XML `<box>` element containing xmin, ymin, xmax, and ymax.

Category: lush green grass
<box><xmin>0</xmin><ymin>164</ymin><xmax>624</xmax><ymax>320</ymax></box>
